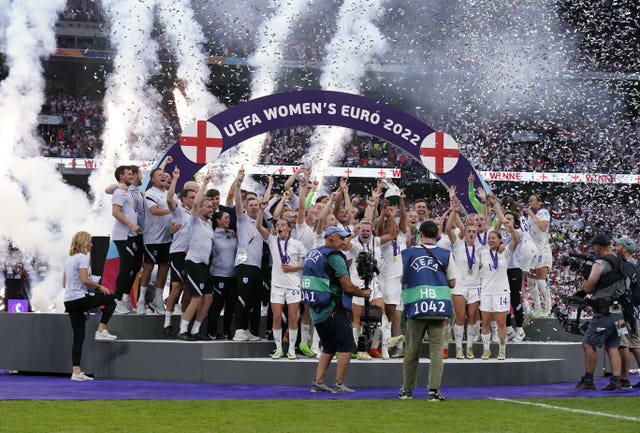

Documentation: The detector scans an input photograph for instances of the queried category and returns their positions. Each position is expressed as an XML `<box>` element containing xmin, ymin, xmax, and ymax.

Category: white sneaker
<box><xmin>95</xmin><ymin>329</ymin><xmax>117</xmax><ymax>341</ymax></box>
<box><xmin>387</xmin><ymin>335</ymin><xmax>405</xmax><ymax>348</ymax></box>
<box><xmin>149</xmin><ymin>299</ymin><xmax>166</xmax><ymax>314</ymax></box>
<box><xmin>513</xmin><ymin>328</ymin><xmax>526</xmax><ymax>343</ymax></box>
<box><xmin>136</xmin><ymin>301</ymin><xmax>146</xmax><ymax>315</ymax></box>
<box><xmin>114</xmin><ymin>301</ymin><xmax>131</xmax><ymax>315</ymax></box>
<box><xmin>233</xmin><ymin>329</ymin><xmax>249</xmax><ymax>341</ymax></box>
<box><xmin>357</xmin><ymin>351</ymin><xmax>372</xmax><ymax>361</ymax></box>
<box><xmin>71</xmin><ymin>372</ymin><xmax>94</xmax><ymax>381</ymax></box>
<box><xmin>481</xmin><ymin>348</ymin><xmax>491</xmax><ymax>360</ymax></box>
<box><xmin>246</xmin><ymin>332</ymin><xmax>261</xmax><ymax>341</ymax></box>
<box><xmin>271</xmin><ymin>348</ymin><xmax>284</xmax><ymax>359</ymax></box>
<box><xmin>287</xmin><ymin>350</ymin><xmax>297</xmax><ymax>360</ymax></box>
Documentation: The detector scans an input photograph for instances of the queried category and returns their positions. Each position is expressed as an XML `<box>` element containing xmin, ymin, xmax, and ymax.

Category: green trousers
<box><xmin>402</xmin><ymin>317</ymin><xmax>446</xmax><ymax>391</ymax></box>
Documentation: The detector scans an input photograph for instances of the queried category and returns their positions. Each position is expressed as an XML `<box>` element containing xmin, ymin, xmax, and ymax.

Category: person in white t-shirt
<box><xmin>63</xmin><ymin>231</ymin><xmax>117</xmax><ymax>381</ymax></box>
<box><xmin>257</xmin><ymin>208</ymin><xmax>306</xmax><ymax>359</ymax></box>
<box><xmin>177</xmin><ymin>174</ymin><xmax>215</xmax><ymax>341</ymax></box>
<box><xmin>524</xmin><ymin>194</ymin><xmax>553</xmax><ymax>317</ymax></box>
<box><xmin>478</xmin><ymin>216</ymin><xmax>519</xmax><ymax>360</ymax></box>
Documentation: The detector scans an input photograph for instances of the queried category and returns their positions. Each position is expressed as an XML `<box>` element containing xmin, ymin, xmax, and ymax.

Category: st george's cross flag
<box><xmin>179</xmin><ymin>120</ymin><xmax>223</xmax><ymax>164</ymax></box>
<box><xmin>419</xmin><ymin>131</ymin><xmax>459</xmax><ymax>174</ymax></box>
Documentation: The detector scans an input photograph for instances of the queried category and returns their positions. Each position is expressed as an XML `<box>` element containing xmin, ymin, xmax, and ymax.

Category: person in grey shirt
<box><xmin>232</xmin><ymin>167</ymin><xmax>267</xmax><ymax>341</ymax></box>
<box><xmin>207</xmin><ymin>210</ymin><xmax>238</xmax><ymax>340</ymax></box>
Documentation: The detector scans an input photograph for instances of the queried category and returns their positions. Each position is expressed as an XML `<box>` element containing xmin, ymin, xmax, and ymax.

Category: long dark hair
<box><xmin>212</xmin><ymin>211</ymin><xmax>229</xmax><ymax>228</ymax></box>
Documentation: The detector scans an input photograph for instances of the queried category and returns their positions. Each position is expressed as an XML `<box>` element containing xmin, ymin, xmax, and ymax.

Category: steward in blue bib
<box><xmin>401</xmin><ymin>244</ymin><xmax>453</xmax><ymax>320</ymax></box>
<box><xmin>302</xmin><ymin>246</ymin><xmax>352</xmax><ymax>324</ymax></box>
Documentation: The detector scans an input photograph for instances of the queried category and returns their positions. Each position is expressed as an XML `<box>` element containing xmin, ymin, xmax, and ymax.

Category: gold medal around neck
<box><xmin>467</xmin><ymin>269</ymin><xmax>473</xmax><ymax>275</ymax></box>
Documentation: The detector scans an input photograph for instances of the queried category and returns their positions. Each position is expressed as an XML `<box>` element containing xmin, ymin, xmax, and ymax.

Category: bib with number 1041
<box><xmin>402</xmin><ymin>285</ymin><xmax>452</xmax><ymax>319</ymax></box>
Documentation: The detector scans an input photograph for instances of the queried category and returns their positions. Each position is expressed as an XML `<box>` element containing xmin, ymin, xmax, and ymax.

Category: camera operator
<box><xmin>303</xmin><ymin>226</ymin><xmax>371</xmax><ymax>393</ymax></box>
<box><xmin>576</xmin><ymin>234</ymin><xmax>626</xmax><ymax>391</ymax></box>
<box><xmin>345</xmin><ymin>219</ymin><xmax>392</xmax><ymax>360</ymax></box>
<box><xmin>612</xmin><ymin>235</ymin><xmax>640</xmax><ymax>388</ymax></box>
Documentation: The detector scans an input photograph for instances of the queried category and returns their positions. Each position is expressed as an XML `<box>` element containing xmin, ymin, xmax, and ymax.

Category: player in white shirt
<box><xmin>137</xmin><ymin>167</ymin><xmax>173</xmax><ymax>314</ymax></box>
<box><xmin>524</xmin><ymin>194</ymin><xmax>553</xmax><ymax>317</ymax></box>
<box><xmin>177</xmin><ymin>174</ymin><xmax>215</xmax><ymax>341</ymax></box>
<box><xmin>448</xmin><ymin>219</ymin><xmax>482</xmax><ymax>360</ymax></box>
<box><xmin>478</xmin><ymin>218</ymin><xmax>519</xmax><ymax>360</ymax></box>
<box><xmin>496</xmin><ymin>205</ymin><xmax>538</xmax><ymax>343</ymax></box>
<box><xmin>257</xmin><ymin>208</ymin><xmax>306</xmax><ymax>360</ymax></box>
<box><xmin>377</xmin><ymin>196</ymin><xmax>407</xmax><ymax>358</ymax></box>
<box><xmin>163</xmin><ymin>166</ymin><xmax>196</xmax><ymax>336</ymax></box>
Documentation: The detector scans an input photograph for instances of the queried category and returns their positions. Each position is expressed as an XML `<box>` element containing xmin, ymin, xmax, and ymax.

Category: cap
<box><xmin>591</xmin><ymin>233</ymin><xmax>612</xmax><ymax>247</ymax></box>
<box><xmin>419</xmin><ymin>220</ymin><xmax>438</xmax><ymax>236</ymax></box>
<box><xmin>613</xmin><ymin>235</ymin><xmax>636</xmax><ymax>253</ymax></box>
<box><xmin>324</xmin><ymin>226</ymin><xmax>351</xmax><ymax>238</ymax></box>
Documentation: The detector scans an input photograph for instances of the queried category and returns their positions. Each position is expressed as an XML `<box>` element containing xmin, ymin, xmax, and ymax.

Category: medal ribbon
<box><xmin>490</xmin><ymin>249</ymin><xmax>499</xmax><ymax>270</ymax></box>
<box><xmin>465</xmin><ymin>243</ymin><xmax>475</xmax><ymax>272</ymax></box>
<box><xmin>277</xmin><ymin>237</ymin><xmax>289</xmax><ymax>264</ymax></box>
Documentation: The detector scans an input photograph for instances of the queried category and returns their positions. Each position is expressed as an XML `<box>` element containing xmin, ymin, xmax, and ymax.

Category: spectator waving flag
<box><xmin>179</xmin><ymin>120</ymin><xmax>223</xmax><ymax>164</ymax></box>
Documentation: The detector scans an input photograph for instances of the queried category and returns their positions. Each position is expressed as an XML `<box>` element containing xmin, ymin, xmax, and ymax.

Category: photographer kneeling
<box><xmin>576</xmin><ymin>234</ymin><xmax>626</xmax><ymax>391</ymax></box>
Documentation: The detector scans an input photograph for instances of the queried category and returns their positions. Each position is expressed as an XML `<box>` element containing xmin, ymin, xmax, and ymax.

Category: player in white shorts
<box><xmin>448</xmin><ymin>219</ymin><xmax>482</xmax><ymax>360</ymax></box>
<box><xmin>478</xmin><ymin>216</ymin><xmax>519</xmax><ymax>360</ymax></box>
<box><xmin>257</xmin><ymin>208</ymin><xmax>306</xmax><ymax>360</ymax></box>
<box><xmin>524</xmin><ymin>194</ymin><xmax>553</xmax><ymax>317</ymax></box>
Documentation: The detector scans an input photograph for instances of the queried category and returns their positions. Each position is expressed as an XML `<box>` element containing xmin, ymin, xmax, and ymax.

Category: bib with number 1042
<box><xmin>402</xmin><ymin>285</ymin><xmax>452</xmax><ymax>319</ymax></box>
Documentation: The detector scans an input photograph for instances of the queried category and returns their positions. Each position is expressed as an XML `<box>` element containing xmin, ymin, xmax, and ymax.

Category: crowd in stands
<box><xmin>58</xmin><ymin>0</ymin><xmax>104</xmax><ymax>23</ymax></box>
<box><xmin>558</xmin><ymin>0</ymin><xmax>640</xmax><ymax>73</ymax></box>
<box><xmin>39</xmin><ymin>93</ymin><xmax>104</xmax><ymax>158</ymax></box>
<box><xmin>38</xmin><ymin>91</ymin><xmax>181</xmax><ymax>159</ymax></box>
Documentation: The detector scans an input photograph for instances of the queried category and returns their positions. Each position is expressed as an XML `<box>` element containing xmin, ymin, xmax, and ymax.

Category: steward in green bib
<box><xmin>398</xmin><ymin>220</ymin><xmax>458</xmax><ymax>402</ymax></box>
<box><xmin>301</xmin><ymin>226</ymin><xmax>371</xmax><ymax>393</ymax></box>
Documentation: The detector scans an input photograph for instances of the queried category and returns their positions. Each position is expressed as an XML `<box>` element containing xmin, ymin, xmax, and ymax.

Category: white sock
<box><xmin>300</xmin><ymin>323</ymin><xmax>311</xmax><ymax>345</ymax></box>
<box><xmin>122</xmin><ymin>293</ymin><xmax>131</xmax><ymax>307</ymax></box>
<box><xmin>155</xmin><ymin>288</ymin><xmax>163</xmax><ymax>302</ymax></box>
<box><xmin>538</xmin><ymin>279</ymin><xmax>551</xmax><ymax>312</ymax></box>
<box><xmin>311</xmin><ymin>327</ymin><xmax>320</xmax><ymax>352</ymax></box>
<box><xmin>371</xmin><ymin>327</ymin><xmax>382</xmax><ymax>348</ymax></box>
<box><xmin>527</xmin><ymin>278</ymin><xmax>540</xmax><ymax>310</ymax></box>
<box><xmin>273</xmin><ymin>328</ymin><xmax>282</xmax><ymax>351</ymax></box>
<box><xmin>353</xmin><ymin>327</ymin><xmax>359</xmax><ymax>346</ymax></box>
<box><xmin>481</xmin><ymin>333</ymin><xmax>491</xmax><ymax>350</ymax></box>
<box><xmin>164</xmin><ymin>312</ymin><xmax>171</xmax><ymax>328</ymax></box>
<box><xmin>179</xmin><ymin>318</ymin><xmax>189</xmax><ymax>334</ymax></box>
<box><xmin>466</xmin><ymin>323</ymin><xmax>476</xmax><ymax>346</ymax></box>
<box><xmin>490</xmin><ymin>321</ymin><xmax>498</xmax><ymax>336</ymax></box>
<box><xmin>288</xmin><ymin>329</ymin><xmax>298</xmax><ymax>353</ymax></box>
<box><xmin>191</xmin><ymin>320</ymin><xmax>201</xmax><ymax>335</ymax></box>
<box><xmin>381</xmin><ymin>316</ymin><xmax>391</xmax><ymax>344</ymax></box>
<box><xmin>443</xmin><ymin>323</ymin><xmax>451</xmax><ymax>344</ymax></box>
<box><xmin>138</xmin><ymin>286</ymin><xmax>147</xmax><ymax>305</ymax></box>
<box><xmin>454</xmin><ymin>324</ymin><xmax>464</xmax><ymax>349</ymax></box>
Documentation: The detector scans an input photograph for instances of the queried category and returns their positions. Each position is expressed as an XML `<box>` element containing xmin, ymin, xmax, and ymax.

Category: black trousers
<box><xmin>506</xmin><ymin>267</ymin><xmax>524</xmax><ymax>328</ymax></box>
<box><xmin>114</xmin><ymin>237</ymin><xmax>140</xmax><ymax>300</ymax></box>
<box><xmin>208</xmin><ymin>276</ymin><xmax>237</xmax><ymax>335</ymax></box>
<box><xmin>64</xmin><ymin>293</ymin><xmax>116</xmax><ymax>366</ymax></box>
<box><xmin>234</xmin><ymin>264</ymin><xmax>262</xmax><ymax>331</ymax></box>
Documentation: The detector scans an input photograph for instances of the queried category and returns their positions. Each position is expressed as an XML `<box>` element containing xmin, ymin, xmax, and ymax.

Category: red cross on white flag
<box><xmin>419</xmin><ymin>131</ymin><xmax>459</xmax><ymax>174</ymax></box>
<box><xmin>179</xmin><ymin>120</ymin><xmax>223</xmax><ymax>164</ymax></box>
